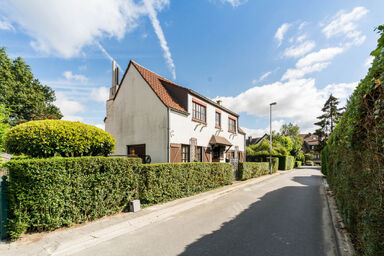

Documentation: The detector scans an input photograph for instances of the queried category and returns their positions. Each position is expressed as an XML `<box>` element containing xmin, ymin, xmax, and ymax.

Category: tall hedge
<box><xmin>238</xmin><ymin>162</ymin><xmax>273</xmax><ymax>181</ymax></box>
<box><xmin>4</xmin><ymin>159</ymin><xmax>233</xmax><ymax>240</ymax></box>
<box><xmin>137</xmin><ymin>162</ymin><xmax>233</xmax><ymax>205</ymax></box>
<box><xmin>4</xmin><ymin>120</ymin><xmax>115</xmax><ymax>157</ymax></box>
<box><xmin>278</xmin><ymin>156</ymin><xmax>295</xmax><ymax>170</ymax></box>
<box><xmin>322</xmin><ymin>26</ymin><xmax>384</xmax><ymax>255</ymax></box>
<box><xmin>4</xmin><ymin>157</ymin><xmax>141</xmax><ymax>240</ymax></box>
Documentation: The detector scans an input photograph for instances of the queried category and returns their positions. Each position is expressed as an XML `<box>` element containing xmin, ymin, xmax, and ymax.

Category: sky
<box><xmin>0</xmin><ymin>0</ymin><xmax>383</xmax><ymax>136</ymax></box>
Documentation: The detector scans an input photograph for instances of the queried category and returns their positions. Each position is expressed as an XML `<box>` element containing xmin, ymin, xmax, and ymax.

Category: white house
<box><xmin>105</xmin><ymin>60</ymin><xmax>246</xmax><ymax>163</ymax></box>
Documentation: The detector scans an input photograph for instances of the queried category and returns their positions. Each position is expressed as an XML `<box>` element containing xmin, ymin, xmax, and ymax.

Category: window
<box><xmin>181</xmin><ymin>145</ymin><xmax>190</xmax><ymax>162</ymax></box>
<box><xmin>215</xmin><ymin>112</ymin><xmax>221</xmax><ymax>127</ymax></box>
<box><xmin>196</xmin><ymin>146</ymin><xmax>203</xmax><ymax>162</ymax></box>
<box><xmin>192</xmin><ymin>101</ymin><xmax>206</xmax><ymax>122</ymax></box>
<box><xmin>228</xmin><ymin>118</ymin><xmax>236</xmax><ymax>132</ymax></box>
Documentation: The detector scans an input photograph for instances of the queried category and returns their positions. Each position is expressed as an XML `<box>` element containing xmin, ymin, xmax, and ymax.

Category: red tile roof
<box><xmin>130</xmin><ymin>61</ymin><xmax>187</xmax><ymax>113</ymax></box>
<box><xmin>114</xmin><ymin>60</ymin><xmax>240</xmax><ymax>117</ymax></box>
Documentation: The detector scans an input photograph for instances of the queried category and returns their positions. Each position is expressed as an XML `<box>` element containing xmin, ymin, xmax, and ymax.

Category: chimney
<box><xmin>109</xmin><ymin>61</ymin><xmax>119</xmax><ymax>99</ymax></box>
<box><xmin>216</xmin><ymin>100</ymin><xmax>222</xmax><ymax>105</ymax></box>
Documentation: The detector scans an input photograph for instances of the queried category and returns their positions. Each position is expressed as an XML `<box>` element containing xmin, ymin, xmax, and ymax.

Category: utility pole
<box><xmin>270</xmin><ymin>102</ymin><xmax>277</xmax><ymax>174</ymax></box>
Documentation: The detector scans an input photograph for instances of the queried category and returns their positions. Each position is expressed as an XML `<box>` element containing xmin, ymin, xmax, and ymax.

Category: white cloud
<box><xmin>94</xmin><ymin>124</ymin><xmax>105</xmax><ymax>130</ymax></box>
<box><xmin>54</xmin><ymin>92</ymin><xmax>85</xmax><ymax>121</ymax></box>
<box><xmin>296</xmin><ymin>47</ymin><xmax>344</xmax><ymax>68</ymax></box>
<box><xmin>284</xmin><ymin>40</ymin><xmax>316</xmax><ymax>58</ymax></box>
<box><xmin>220</xmin><ymin>0</ymin><xmax>248</xmax><ymax>7</ymax></box>
<box><xmin>143</xmin><ymin>0</ymin><xmax>176</xmax><ymax>80</ymax></box>
<box><xmin>91</xmin><ymin>87</ymin><xmax>109</xmax><ymax>102</ymax></box>
<box><xmin>1</xmin><ymin>0</ymin><xmax>176</xmax><ymax>78</ymax></box>
<box><xmin>364</xmin><ymin>56</ymin><xmax>374</xmax><ymax>68</ymax></box>
<box><xmin>216</xmin><ymin>79</ymin><xmax>357</xmax><ymax>133</ymax></box>
<box><xmin>298</xmin><ymin>22</ymin><xmax>307</xmax><ymax>30</ymax></box>
<box><xmin>296</xmin><ymin>34</ymin><xmax>307</xmax><ymax>42</ymax></box>
<box><xmin>275</xmin><ymin>23</ymin><xmax>291</xmax><ymax>47</ymax></box>
<box><xmin>322</xmin><ymin>6</ymin><xmax>368</xmax><ymax>46</ymax></box>
<box><xmin>0</xmin><ymin>18</ymin><xmax>13</xmax><ymax>30</ymax></box>
<box><xmin>63</xmin><ymin>71</ymin><xmax>88</xmax><ymax>83</ymax></box>
<box><xmin>242</xmin><ymin>120</ymin><xmax>285</xmax><ymax>137</ymax></box>
<box><xmin>281</xmin><ymin>47</ymin><xmax>344</xmax><ymax>80</ymax></box>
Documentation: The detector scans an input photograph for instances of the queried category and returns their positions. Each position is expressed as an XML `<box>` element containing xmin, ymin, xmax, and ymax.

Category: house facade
<box><xmin>300</xmin><ymin>133</ymin><xmax>320</xmax><ymax>164</ymax></box>
<box><xmin>105</xmin><ymin>60</ymin><xmax>246</xmax><ymax>163</ymax></box>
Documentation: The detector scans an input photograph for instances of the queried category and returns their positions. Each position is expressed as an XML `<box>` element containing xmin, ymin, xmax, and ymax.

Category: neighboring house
<box><xmin>300</xmin><ymin>133</ymin><xmax>320</xmax><ymax>164</ymax></box>
<box><xmin>246</xmin><ymin>134</ymin><xmax>268</xmax><ymax>146</ymax></box>
<box><xmin>105</xmin><ymin>60</ymin><xmax>246</xmax><ymax>163</ymax></box>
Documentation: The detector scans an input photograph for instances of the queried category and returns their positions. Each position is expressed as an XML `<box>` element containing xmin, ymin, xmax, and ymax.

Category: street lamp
<box><xmin>270</xmin><ymin>102</ymin><xmax>277</xmax><ymax>174</ymax></box>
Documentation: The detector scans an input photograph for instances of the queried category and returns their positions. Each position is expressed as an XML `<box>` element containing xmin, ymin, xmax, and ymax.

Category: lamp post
<box><xmin>269</xmin><ymin>102</ymin><xmax>277</xmax><ymax>174</ymax></box>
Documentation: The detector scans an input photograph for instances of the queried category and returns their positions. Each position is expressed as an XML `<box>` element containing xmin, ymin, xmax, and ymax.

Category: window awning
<box><xmin>209</xmin><ymin>135</ymin><xmax>232</xmax><ymax>146</ymax></box>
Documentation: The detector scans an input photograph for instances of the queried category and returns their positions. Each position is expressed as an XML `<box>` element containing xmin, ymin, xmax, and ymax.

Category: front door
<box><xmin>212</xmin><ymin>145</ymin><xmax>224</xmax><ymax>162</ymax></box>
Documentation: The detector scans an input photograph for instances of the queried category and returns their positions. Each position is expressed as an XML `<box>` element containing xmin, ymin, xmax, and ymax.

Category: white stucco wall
<box><xmin>169</xmin><ymin>94</ymin><xmax>245</xmax><ymax>158</ymax></box>
<box><xmin>105</xmin><ymin>66</ymin><xmax>168</xmax><ymax>163</ymax></box>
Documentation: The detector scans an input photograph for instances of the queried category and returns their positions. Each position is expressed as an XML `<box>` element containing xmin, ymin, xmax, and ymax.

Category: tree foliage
<box><xmin>314</xmin><ymin>94</ymin><xmax>342</xmax><ymax>150</ymax></box>
<box><xmin>0</xmin><ymin>47</ymin><xmax>62</xmax><ymax>126</ymax></box>
<box><xmin>322</xmin><ymin>25</ymin><xmax>384</xmax><ymax>255</ymax></box>
<box><xmin>280</xmin><ymin>122</ymin><xmax>304</xmax><ymax>158</ymax></box>
<box><xmin>0</xmin><ymin>104</ymin><xmax>9</xmax><ymax>152</ymax></box>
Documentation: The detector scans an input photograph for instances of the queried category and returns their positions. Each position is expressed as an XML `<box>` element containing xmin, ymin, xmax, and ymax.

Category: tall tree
<box><xmin>280</xmin><ymin>122</ymin><xmax>304</xmax><ymax>159</ymax></box>
<box><xmin>0</xmin><ymin>104</ymin><xmax>9</xmax><ymax>152</ymax></box>
<box><xmin>314</xmin><ymin>94</ymin><xmax>342</xmax><ymax>150</ymax></box>
<box><xmin>0</xmin><ymin>47</ymin><xmax>62</xmax><ymax>126</ymax></box>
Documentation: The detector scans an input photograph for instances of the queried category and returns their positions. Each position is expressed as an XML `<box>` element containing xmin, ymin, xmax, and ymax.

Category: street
<box><xmin>72</xmin><ymin>167</ymin><xmax>336</xmax><ymax>256</ymax></box>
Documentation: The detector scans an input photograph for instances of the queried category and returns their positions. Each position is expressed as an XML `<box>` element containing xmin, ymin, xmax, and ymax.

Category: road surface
<box><xmin>73</xmin><ymin>167</ymin><xmax>336</xmax><ymax>256</ymax></box>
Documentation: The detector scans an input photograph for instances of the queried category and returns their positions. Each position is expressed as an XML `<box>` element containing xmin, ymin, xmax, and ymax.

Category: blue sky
<box><xmin>0</xmin><ymin>0</ymin><xmax>383</xmax><ymax>136</ymax></box>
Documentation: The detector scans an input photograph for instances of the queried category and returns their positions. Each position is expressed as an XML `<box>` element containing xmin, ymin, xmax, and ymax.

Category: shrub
<box><xmin>295</xmin><ymin>161</ymin><xmax>302</xmax><ymax>168</ymax></box>
<box><xmin>278</xmin><ymin>156</ymin><xmax>295</xmax><ymax>170</ymax></box>
<box><xmin>320</xmin><ymin>146</ymin><xmax>329</xmax><ymax>175</ymax></box>
<box><xmin>4</xmin><ymin>120</ymin><xmax>115</xmax><ymax>157</ymax></box>
<box><xmin>137</xmin><ymin>162</ymin><xmax>233</xmax><ymax>205</ymax></box>
<box><xmin>4</xmin><ymin>157</ymin><xmax>141</xmax><ymax>240</ymax></box>
<box><xmin>238</xmin><ymin>162</ymin><xmax>272</xmax><ymax>180</ymax></box>
<box><xmin>321</xmin><ymin>26</ymin><xmax>384</xmax><ymax>255</ymax></box>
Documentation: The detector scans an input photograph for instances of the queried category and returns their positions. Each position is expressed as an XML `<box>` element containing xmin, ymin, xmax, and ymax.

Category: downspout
<box><xmin>167</xmin><ymin>107</ymin><xmax>170</xmax><ymax>163</ymax></box>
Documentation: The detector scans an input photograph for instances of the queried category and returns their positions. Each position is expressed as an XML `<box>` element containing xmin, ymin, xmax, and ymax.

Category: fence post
<box><xmin>1</xmin><ymin>176</ymin><xmax>8</xmax><ymax>240</ymax></box>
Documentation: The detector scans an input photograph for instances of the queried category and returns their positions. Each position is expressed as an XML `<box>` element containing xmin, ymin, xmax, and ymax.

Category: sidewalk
<box><xmin>0</xmin><ymin>171</ymin><xmax>286</xmax><ymax>256</ymax></box>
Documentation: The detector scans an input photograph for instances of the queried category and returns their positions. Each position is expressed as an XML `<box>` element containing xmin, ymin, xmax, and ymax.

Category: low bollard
<box><xmin>1</xmin><ymin>176</ymin><xmax>8</xmax><ymax>240</ymax></box>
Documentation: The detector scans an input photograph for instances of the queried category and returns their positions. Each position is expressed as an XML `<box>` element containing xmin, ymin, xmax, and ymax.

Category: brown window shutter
<box><xmin>170</xmin><ymin>144</ymin><xmax>181</xmax><ymax>163</ymax></box>
<box><xmin>203</xmin><ymin>147</ymin><xmax>211</xmax><ymax>162</ymax></box>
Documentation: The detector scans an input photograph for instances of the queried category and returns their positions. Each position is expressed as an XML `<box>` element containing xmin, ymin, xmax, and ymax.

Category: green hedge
<box><xmin>137</xmin><ymin>162</ymin><xmax>233</xmax><ymax>205</ymax></box>
<box><xmin>278</xmin><ymin>156</ymin><xmax>295</xmax><ymax>170</ymax></box>
<box><xmin>4</xmin><ymin>159</ymin><xmax>232</xmax><ymax>240</ymax></box>
<box><xmin>320</xmin><ymin>146</ymin><xmax>329</xmax><ymax>175</ymax></box>
<box><xmin>4</xmin><ymin>120</ymin><xmax>115</xmax><ymax>157</ymax></box>
<box><xmin>321</xmin><ymin>26</ymin><xmax>384</xmax><ymax>255</ymax></box>
<box><xmin>238</xmin><ymin>162</ymin><xmax>272</xmax><ymax>181</ymax></box>
<box><xmin>4</xmin><ymin>157</ymin><xmax>141</xmax><ymax>240</ymax></box>
<box><xmin>295</xmin><ymin>161</ymin><xmax>302</xmax><ymax>168</ymax></box>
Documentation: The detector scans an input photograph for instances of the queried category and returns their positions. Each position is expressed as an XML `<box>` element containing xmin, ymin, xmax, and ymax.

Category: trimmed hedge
<box><xmin>278</xmin><ymin>156</ymin><xmax>295</xmax><ymax>170</ymax></box>
<box><xmin>238</xmin><ymin>162</ymin><xmax>272</xmax><ymax>181</ymax></box>
<box><xmin>4</xmin><ymin>159</ymin><xmax>232</xmax><ymax>240</ymax></box>
<box><xmin>137</xmin><ymin>162</ymin><xmax>233</xmax><ymax>205</ymax></box>
<box><xmin>4</xmin><ymin>120</ymin><xmax>115</xmax><ymax>157</ymax></box>
<box><xmin>4</xmin><ymin>157</ymin><xmax>141</xmax><ymax>240</ymax></box>
<box><xmin>321</xmin><ymin>26</ymin><xmax>384</xmax><ymax>255</ymax></box>
<box><xmin>295</xmin><ymin>161</ymin><xmax>302</xmax><ymax>168</ymax></box>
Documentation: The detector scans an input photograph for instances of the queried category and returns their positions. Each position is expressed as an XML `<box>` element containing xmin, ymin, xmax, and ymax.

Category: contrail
<box><xmin>96</xmin><ymin>42</ymin><xmax>123</xmax><ymax>73</ymax></box>
<box><xmin>143</xmin><ymin>0</ymin><xmax>176</xmax><ymax>80</ymax></box>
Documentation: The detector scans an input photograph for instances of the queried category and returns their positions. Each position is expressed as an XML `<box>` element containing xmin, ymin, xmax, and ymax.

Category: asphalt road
<box><xmin>73</xmin><ymin>167</ymin><xmax>336</xmax><ymax>256</ymax></box>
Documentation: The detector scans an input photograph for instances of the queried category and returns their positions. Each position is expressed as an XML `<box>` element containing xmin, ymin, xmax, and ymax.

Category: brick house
<box><xmin>105</xmin><ymin>60</ymin><xmax>246</xmax><ymax>163</ymax></box>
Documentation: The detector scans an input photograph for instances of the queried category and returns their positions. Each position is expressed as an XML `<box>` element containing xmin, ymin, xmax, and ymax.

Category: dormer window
<box><xmin>192</xmin><ymin>99</ymin><xmax>206</xmax><ymax>123</ymax></box>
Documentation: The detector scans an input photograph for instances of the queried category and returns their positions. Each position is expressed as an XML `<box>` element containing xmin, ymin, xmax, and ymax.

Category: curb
<box><xmin>322</xmin><ymin>178</ymin><xmax>355</xmax><ymax>256</ymax></box>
